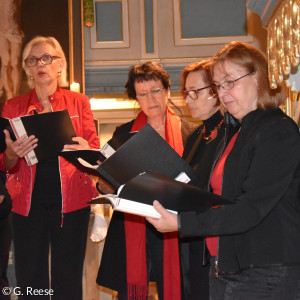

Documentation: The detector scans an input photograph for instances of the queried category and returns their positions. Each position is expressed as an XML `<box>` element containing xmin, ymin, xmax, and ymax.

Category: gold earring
<box><xmin>30</xmin><ymin>75</ymin><xmax>33</xmax><ymax>80</ymax></box>
<box><xmin>58</xmin><ymin>71</ymin><xmax>61</xmax><ymax>76</ymax></box>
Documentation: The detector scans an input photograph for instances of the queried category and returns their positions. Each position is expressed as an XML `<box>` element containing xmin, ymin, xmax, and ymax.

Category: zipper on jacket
<box><xmin>204</xmin><ymin>125</ymin><xmax>230</xmax><ymax>277</ymax></box>
<box><xmin>214</xmin><ymin>254</ymin><xmax>219</xmax><ymax>278</ymax></box>
<box><xmin>214</xmin><ymin>237</ymin><xmax>221</xmax><ymax>278</ymax></box>
<box><xmin>27</xmin><ymin>165</ymin><xmax>33</xmax><ymax>216</ymax></box>
<box><xmin>58</xmin><ymin>156</ymin><xmax>64</xmax><ymax>228</ymax></box>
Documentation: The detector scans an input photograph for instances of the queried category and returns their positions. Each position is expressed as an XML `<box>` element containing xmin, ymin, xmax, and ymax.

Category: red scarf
<box><xmin>124</xmin><ymin>107</ymin><xmax>182</xmax><ymax>300</ymax></box>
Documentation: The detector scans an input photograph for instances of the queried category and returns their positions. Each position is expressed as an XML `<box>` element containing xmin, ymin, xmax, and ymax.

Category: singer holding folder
<box><xmin>147</xmin><ymin>42</ymin><xmax>300</xmax><ymax>299</ymax></box>
<box><xmin>177</xmin><ymin>60</ymin><xmax>239</xmax><ymax>300</ymax></box>
<box><xmin>97</xmin><ymin>62</ymin><xmax>197</xmax><ymax>300</ymax></box>
<box><xmin>0</xmin><ymin>36</ymin><xmax>100</xmax><ymax>300</ymax></box>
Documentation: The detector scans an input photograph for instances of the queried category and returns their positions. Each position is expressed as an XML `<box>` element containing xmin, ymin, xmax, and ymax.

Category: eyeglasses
<box><xmin>213</xmin><ymin>72</ymin><xmax>254</xmax><ymax>91</ymax></box>
<box><xmin>24</xmin><ymin>54</ymin><xmax>60</xmax><ymax>67</ymax></box>
<box><xmin>136</xmin><ymin>88</ymin><xmax>164</xmax><ymax>100</ymax></box>
<box><xmin>183</xmin><ymin>85</ymin><xmax>212</xmax><ymax>100</ymax></box>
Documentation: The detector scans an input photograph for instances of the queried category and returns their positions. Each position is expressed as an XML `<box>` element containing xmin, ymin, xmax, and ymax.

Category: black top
<box><xmin>97</xmin><ymin>118</ymin><xmax>197</xmax><ymax>296</ymax></box>
<box><xmin>183</xmin><ymin>111</ymin><xmax>225</xmax><ymax>190</ymax></box>
<box><xmin>180</xmin><ymin>109</ymin><xmax>300</xmax><ymax>274</ymax></box>
<box><xmin>31</xmin><ymin>158</ymin><xmax>62</xmax><ymax>210</ymax></box>
<box><xmin>0</xmin><ymin>178</ymin><xmax>12</xmax><ymax>220</ymax></box>
<box><xmin>180</xmin><ymin>110</ymin><xmax>232</xmax><ymax>300</ymax></box>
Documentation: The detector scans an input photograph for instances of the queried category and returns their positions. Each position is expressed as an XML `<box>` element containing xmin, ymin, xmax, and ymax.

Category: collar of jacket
<box><xmin>239</xmin><ymin>108</ymin><xmax>283</xmax><ymax>129</ymax></box>
<box><xmin>26</xmin><ymin>86</ymin><xmax>63</xmax><ymax>114</ymax></box>
<box><xmin>224</xmin><ymin>112</ymin><xmax>240</xmax><ymax>128</ymax></box>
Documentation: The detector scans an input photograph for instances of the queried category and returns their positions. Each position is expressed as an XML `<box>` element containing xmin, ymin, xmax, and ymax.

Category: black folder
<box><xmin>89</xmin><ymin>171</ymin><xmax>232</xmax><ymax>217</ymax></box>
<box><xmin>60</xmin><ymin>124</ymin><xmax>195</xmax><ymax>188</ymax></box>
<box><xmin>95</xmin><ymin>124</ymin><xmax>195</xmax><ymax>188</ymax></box>
<box><xmin>0</xmin><ymin>110</ymin><xmax>76</xmax><ymax>165</ymax></box>
<box><xmin>59</xmin><ymin>131</ymin><xmax>136</xmax><ymax>176</ymax></box>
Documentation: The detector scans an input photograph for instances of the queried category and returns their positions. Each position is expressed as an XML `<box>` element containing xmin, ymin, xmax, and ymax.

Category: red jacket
<box><xmin>0</xmin><ymin>87</ymin><xmax>100</xmax><ymax>216</ymax></box>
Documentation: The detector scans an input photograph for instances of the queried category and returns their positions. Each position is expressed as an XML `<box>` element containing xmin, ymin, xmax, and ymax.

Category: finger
<box><xmin>20</xmin><ymin>136</ymin><xmax>37</xmax><ymax>148</ymax></box>
<box><xmin>71</xmin><ymin>137</ymin><xmax>82</xmax><ymax>144</ymax></box>
<box><xmin>17</xmin><ymin>142</ymin><xmax>38</xmax><ymax>158</ymax></box>
<box><xmin>152</xmin><ymin>200</ymin><xmax>167</xmax><ymax>216</ymax></box>
<box><xmin>3</xmin><ymin>129</ymin><xmax>13</xmax><ymax>143</ymax></box>
<box><xmin>18</xmin><ymin>137</ymin><xmax>38</xmax><ymax>152</ymax></box>
<box><xmin>64</xmin><ymin>143</ymin><xmax>86</xmax><ymax>150</ymax></box>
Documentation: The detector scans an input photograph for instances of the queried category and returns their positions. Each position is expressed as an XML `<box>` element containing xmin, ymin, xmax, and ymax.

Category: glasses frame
<box><xmin>24</xmin><ymin>55</ymin><xmax>61</xmax><ymax>67</ymax></box>
<box><xmin>183</xmin><ymin>85</ymin><xmax>213</xmax><ymax>100</ymax></box>
<box><xmin>136</xmin><ymin>87</ymin><xmax>165</xmax><ymax>100</ymax></box>
<box><xmin>213</xmin><ymin>71</ymin><xmax>254</xmax><ymax>91</ymax></box>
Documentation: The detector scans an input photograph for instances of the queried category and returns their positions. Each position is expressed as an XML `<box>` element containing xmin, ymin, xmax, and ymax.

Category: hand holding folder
<box><xmin>89</xmin><ymin>171</ymin><xmax>232</xmax><ymax>218</ymax></box>
<box><xmin>61</xmin><ymin>124</ymin><xmax>196</xmax><ymax>189</ymax></box>
<box><xmin>0</xmin><ymin>110</ymin><xmax>77</xmax><ymax>166</ymax></box>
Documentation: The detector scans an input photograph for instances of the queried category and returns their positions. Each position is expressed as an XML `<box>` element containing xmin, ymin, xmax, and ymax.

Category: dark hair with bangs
<box><xmin>125</xmin><ymin>61</ymin><xmax>171</xmax><ymax>100</ymax></box>
<box><xmin>211</xmin><ymin>41</ymin><xmax>285</xmax><ymax>109</ymax></box>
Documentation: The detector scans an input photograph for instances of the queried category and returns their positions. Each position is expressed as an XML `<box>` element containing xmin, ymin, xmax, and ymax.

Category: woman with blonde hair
<box><xmin>0</xmin><ymin>36</ymin><xmax>99</xmax><ymax>300</ymax></box>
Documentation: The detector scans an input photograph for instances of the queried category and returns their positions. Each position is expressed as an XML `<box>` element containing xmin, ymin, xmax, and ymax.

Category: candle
<box><xmin>70</xmin><ymin>82</ymin><xmax>80</xmax><ymax>93</ymax></box>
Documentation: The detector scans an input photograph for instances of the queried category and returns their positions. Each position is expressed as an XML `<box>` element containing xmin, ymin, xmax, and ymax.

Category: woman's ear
<box><xmin>58</xmin><ymin>59</ymin><xmax>65</xmax><ymax>73</ymax></box>
<box><xmin>167</xmin><ymin>88</ymin><xmax>171</xmax><ymax>99</ymax></box>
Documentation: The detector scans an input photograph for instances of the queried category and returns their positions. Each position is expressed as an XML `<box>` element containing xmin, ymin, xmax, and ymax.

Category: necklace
<box><xmin>154</xmin><ymin>123</ymin><xmax>165</xmax><ymax>131</ymax></box>
<box><xmin>202</xmin><ymin>119</ymin><xmax>224</xmax><ymax>141</ymax></box>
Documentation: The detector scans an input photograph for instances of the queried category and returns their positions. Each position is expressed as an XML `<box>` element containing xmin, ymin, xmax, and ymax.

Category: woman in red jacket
<box><xmin>0</xmin><ymin>36</ymin><xmax>99</xmax><ymax>300</ymax></box>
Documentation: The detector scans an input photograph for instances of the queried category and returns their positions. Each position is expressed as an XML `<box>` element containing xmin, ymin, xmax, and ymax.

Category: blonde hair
<box><xmin>22</xmin><ymin>36</ymin><xmax>68</xmax><ymax>89</ymax></box>
<box><xmin>211</xmin><ymin>41</ymin><xmax>285</xmax><ymax>109</ymax></box>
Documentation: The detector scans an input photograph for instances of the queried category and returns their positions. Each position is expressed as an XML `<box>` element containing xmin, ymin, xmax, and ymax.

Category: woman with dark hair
<box><xmin>0</xmin><ymin>36</ymin><xmax>99</xmax><ymax>300</ymax></box>
<box><xmin>148</xmin><ymin>41</ymin><xmax>300</xmax><ymax>299</ymax></box>
<box><xmin>97</xmin><ymin>61</ymin><xmax>196</xmax><ymax>300</ymax></box>
<box><xmin>179</xmin><ymin>59</ymin><xmax>239</xmax><ymax>300</ymax></box>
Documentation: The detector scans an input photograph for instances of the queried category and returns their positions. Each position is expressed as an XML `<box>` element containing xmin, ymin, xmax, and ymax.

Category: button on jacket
<box><xmin>0</xmin><ymin>87</ymin><xmax>99</xmax><ymax>216</ymax></box>
<box><xmin>179</xmin><ymin>109</ymin><xmax>300</xmax><ymax>274</ymax></box>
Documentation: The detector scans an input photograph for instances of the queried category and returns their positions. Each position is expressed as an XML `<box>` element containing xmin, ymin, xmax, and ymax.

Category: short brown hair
<box><xmin>181</xmin><ymin>60</ymin><xmax>220</xmax><ymax>105</ymax></box>
<box><xmin>211</xmin><ymin>41</ymin><xmax>285</xmax><ymax>109</ymax></box>
<box><xmin>125</xmin><ymin>61</ymin><xmax>170</xmax><ymax>100</ymax></box>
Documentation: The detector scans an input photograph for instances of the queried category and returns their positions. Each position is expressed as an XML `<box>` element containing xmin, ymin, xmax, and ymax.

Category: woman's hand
<box><xmin>63</xmin><ymin>137</ymin><xmax>90</xmax><ymax>150</ymax></box>
<box><xmin>146</xmin><ymin>200</ymin><xmax>178</xmax><ymax>233</ymax></box>
<box><xmin>4</xmin><ymin>129</ymin><xmax>38</xmax><ymax>169</ymax></box>
<box><xmin>97</xmin><ymin>177</ymin><xmax>115</xmax><ymax>194</ymax></box>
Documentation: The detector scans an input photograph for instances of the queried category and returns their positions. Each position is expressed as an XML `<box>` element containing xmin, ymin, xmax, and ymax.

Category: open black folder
<box><xmin>59</xmin><ymin>131</ymin><xmax>135</xmax><ymax>170</ymax></box>
<box><xmin>89</xmin><ymin>171</ymin><xmax>232</xmax><ymax>218</ymax></box>
<box><xmin>0</xmin><ymin>110</ymin><xmax>76</xmax><ymax>166</ymax></box>
<box><xmin>60</xmin><ymin>124</ymin><xmax>196</xmax><ymax>188</ymax></box>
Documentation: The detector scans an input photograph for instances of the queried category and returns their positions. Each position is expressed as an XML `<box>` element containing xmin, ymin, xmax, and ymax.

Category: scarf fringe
<box><xmin>127</xmin><ymin>283</ymin><xmax>148</xmax><ymax>300</ymax></box>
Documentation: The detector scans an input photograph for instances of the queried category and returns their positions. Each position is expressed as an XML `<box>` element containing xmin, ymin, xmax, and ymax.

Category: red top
<box><xmin>207</xmin><ymin>132</ymin><xmax>239</xmax><ymax>256</ymax></box>
<box><xmin>0</xmin><ymin>87</ymin><xmax>100</xmax><ymax>216</ymax></box>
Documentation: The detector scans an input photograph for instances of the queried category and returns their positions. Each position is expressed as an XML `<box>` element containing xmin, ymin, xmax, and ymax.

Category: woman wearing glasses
<box><xmin>96</xmin><ymin>61</ymin><xmax>197</xmax><ymax>300</ymax></box>
<box><xmin>147</xmin><ymin>41</ymin><xmax>300</xmax><ymax>299</ymax></box>
<box><xmin>0</xmin><ymin>36</ymin><xmax>99</xmax><ymax>299</ymax></box>
<box><xmin>179</xmin><ymin>60</ymin><xmax>239</xmax><ymax>300</ymax></box>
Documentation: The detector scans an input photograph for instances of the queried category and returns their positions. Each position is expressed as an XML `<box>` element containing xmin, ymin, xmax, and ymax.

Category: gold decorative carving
<box><xmin>267</xmin><ymin>0</ymin><xmax>300</xmax><ymax>89</ymax></box>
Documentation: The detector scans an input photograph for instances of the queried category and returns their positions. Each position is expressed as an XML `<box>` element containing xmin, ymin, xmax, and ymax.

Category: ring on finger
<box><xmin>19</xmin><ymin>145</ymin><xmax>23</xmax><ymax>150</ymax></box>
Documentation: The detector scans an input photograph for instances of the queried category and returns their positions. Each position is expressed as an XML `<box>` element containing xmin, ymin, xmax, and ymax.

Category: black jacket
<box><xmin>179</xmin><ymin>109</ymin><xmax>300</xmax><ymax>274</ymax></box>
<box><xmin>97</xmin><ymin>118</ymin><xmax>197</xmax><ymax>294</ymax></box>
<box><xmin>180</xmin><ymin>111</ymin><xmax>238</xmax><ymax>299</ymax></box>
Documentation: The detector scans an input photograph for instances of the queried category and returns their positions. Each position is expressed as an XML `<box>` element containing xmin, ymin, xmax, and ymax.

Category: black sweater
<box><xmin>179</xmin><ymin>109</ymin><xmax>300</xmax><ymax>274</ymax></box>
